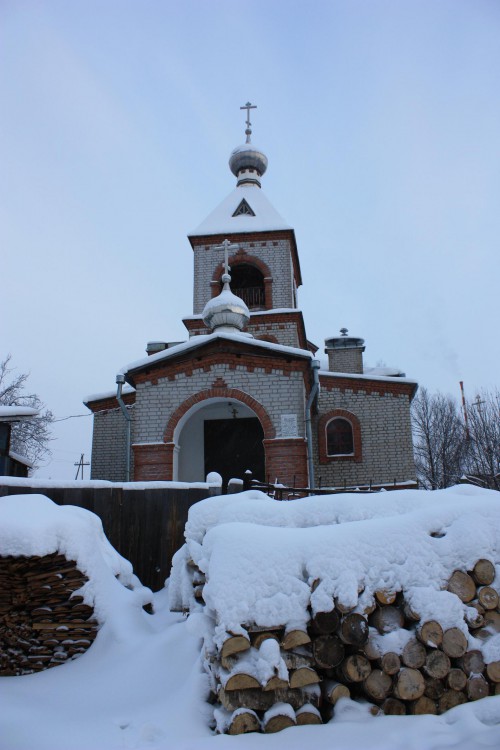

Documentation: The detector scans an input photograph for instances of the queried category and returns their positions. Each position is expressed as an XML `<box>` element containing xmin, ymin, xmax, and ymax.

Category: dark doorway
<box><xmin>204</xmin><ymin>417</ymin><xmax>265</xmax><ymax>488</ymax></box>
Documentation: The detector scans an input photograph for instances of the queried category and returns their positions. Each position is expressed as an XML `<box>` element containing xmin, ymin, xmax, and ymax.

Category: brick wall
<box><xmin>327</xmin><ymin>347</ymin><xmax>364</xmax><ymax>374</ymax></box>
<box><xmin>312</xmin><ymin>376</ymin><xmax>416</xmax><ymax>487</ymax></box>
<box><xmin>90</xmin><ymin>405</ymin><xmax>136</xmax><ymax>481</ymax></box>
<box><xmin>133</xmin><ymin>361</ymin><xmax>307</xmax><ymax>448</ymax></box>
<box><xmin>191</xmin><ymin>237</ymin><xmax>296</xmax><ymax>314</ymax></box>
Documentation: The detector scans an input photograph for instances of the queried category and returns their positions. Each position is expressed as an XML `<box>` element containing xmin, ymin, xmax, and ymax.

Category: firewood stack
<box><xmin>0</xmin><ymin>552</ymin><xmax>99</xmax><ymax>676</ymax></box>
<box><xmin>185</xmin><ymin>557</ymin><xmax>500</xmax><ymax>734</ymax></box>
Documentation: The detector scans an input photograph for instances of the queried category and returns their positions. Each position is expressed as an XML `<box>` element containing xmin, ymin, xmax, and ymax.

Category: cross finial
<box><xmin>240</xmin><ymin>101</ymin><xmax>257</xmax><ymax>143</ymax></box>
<box><xmin>215</xmin><ymin>239</ymin><xmax>239</xmax><ymax>280</ymax></box>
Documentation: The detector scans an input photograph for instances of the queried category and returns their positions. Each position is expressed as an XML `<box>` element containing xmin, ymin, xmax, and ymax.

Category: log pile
<box><xmin>0</xmin><ymin>552</ymin><xmax>99</xmax><ymax>676</ymax></box>
<box><xmin>188</xmin><ymin>558</ymin><xmax>500</xmax><ymax>734</ymax></box>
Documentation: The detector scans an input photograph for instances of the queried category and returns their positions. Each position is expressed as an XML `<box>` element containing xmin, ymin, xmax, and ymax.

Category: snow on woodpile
<box><xmin>170</xmin><ymin>484</ymin><xmax>500</xmax><ymax>734</ymax></box>
<box><xmin>0</xmin><ymin>494</ymin><xmax>152</xmax><ymax>676</ymax></box>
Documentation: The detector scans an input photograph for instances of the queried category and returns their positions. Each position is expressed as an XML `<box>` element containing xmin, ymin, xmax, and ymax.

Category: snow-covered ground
<box><xmin>1</xmin><ymin>488</ymin><xmax>500</xmax><ymax>749</ymax></box>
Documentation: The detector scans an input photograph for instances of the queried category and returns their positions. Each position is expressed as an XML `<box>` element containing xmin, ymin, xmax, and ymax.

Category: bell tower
<box><xmin>184</xmin><ymin>104</ymin><xmax>312</xmax><ymax>351</ymax></box>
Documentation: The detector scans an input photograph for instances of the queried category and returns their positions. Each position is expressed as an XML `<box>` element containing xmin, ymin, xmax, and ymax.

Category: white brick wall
<box><xmin>192</xmin><ymin>238</ymin><xmax>295</xmax><ymax>313</ymax></box>
<box><xmin>312</xmin><ymin>388</ymin><xmax>416</xmax><ymax>487</ymax></box>
<box><xmin>134</xmin><ymin>365</ymin><xmax>306</xmax><ymax>444</ymax></box>
<box><xmin>91</xmin><ymin>405</ymin><xmax>135</xmax><ymax>481</ymax></box>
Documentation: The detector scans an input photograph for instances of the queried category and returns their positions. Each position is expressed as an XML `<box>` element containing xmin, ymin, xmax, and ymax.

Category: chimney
<box><xmin>324</xmin><ymin>329</ymin><xmax>365</xmax><ymax>374</ymax></box>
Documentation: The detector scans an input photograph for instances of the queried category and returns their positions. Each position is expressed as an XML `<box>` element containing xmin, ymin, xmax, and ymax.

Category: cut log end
<box><xmin>227</xmin><ymin>710</ymin><xmax>260</xmax><ymax>735</ymax></box>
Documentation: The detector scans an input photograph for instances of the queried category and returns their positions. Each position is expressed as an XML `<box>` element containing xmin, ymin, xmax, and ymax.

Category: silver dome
<box><xmin>202</xmin><ymin>274</ymin><xmax>250</xmax><ymax>333</ymax></box>
<box><xmin>229</xmin><ymin>143</ymin><xmax>268</xmax><ymax>180</ymax></box>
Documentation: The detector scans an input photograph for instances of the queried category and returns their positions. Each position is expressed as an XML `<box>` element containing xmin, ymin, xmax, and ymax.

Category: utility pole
<box><xmin>74</xmin><ymin>453</ymin><xmax>90</xmax><ymax>480</ymax></box>
<box><xmin>459</xmin><ymin>382</ymin><xmax>470</xmax><ymax>439</ymax></box>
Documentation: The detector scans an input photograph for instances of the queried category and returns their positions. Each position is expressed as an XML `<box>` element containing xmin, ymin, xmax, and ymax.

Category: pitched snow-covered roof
<box><xmin>0</xmin><ymin>406</ymin><xmax>39</xmax><ymax>421</ymax></box>
<box><xmin>120</xmin><ymin>331</ymin><xmax>313</xmax><ymax>377</ymax></box>
<box><xmin>319</xmin><ymin>369</ymin><xmax>418</xmax><ymax>387</ymax></box>
<box><xmin>8</xmin><ymin>451</ymin><xmax>33</xmax><ymax>468</ymax></box>
<box><xmin>84</xmin><ymin>384</ymin><xmax>135</xmax><ymax>405</ymax></box>
<box><xmin>189</xmin><ymin>184</ymin><xmax>292</xmax><ymax>237</ymax></box>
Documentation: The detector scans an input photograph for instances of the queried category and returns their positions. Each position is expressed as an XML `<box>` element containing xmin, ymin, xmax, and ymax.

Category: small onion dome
<box><xmin>229</xmin><ymin>143</ymin><xmax>268</xmax><ymax>187</ymax></box>
<box><xmin>202</xmin><ymin>274</ymin><xmax>250</xmax><ymax>333</ymax></box>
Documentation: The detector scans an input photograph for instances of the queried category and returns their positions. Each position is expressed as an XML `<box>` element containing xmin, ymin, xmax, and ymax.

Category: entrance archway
<box><xmin>172</xmin><ymin>398</ymin><xmax>266</xmax><ymax>486</ymax></box>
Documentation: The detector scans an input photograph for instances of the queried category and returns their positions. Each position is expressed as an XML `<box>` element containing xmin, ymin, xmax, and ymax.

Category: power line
<box><xmin>54</xmin><ymin>413</ymin><xmax>92</xmax><ymax>423</ymax></box>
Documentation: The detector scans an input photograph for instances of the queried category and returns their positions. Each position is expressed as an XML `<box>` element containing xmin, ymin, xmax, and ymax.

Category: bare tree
<box><xmin>464</xmin><ymin>390</ymin><xmax>500</xmax><ymax>490</ymax></box>
<box><xmin>412</xmin><ymin>387</ymin><xmax>467</xmax><ymax>489</ymax></box>
<box><xmin>0</xmin><ymin>355</ymin><xmax>54</xmax><ymax>472</ymax></box>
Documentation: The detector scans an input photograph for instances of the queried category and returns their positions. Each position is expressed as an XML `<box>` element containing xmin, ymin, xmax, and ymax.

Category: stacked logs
<box><xmin>0</xmin><ymin>552</ymin><xmax>99</xmax><ymax>676</ymax></box>
<box><xmin>187</xmin><ymin>558</ymin><xmax>500</xmax><ymax>734</ymax></box>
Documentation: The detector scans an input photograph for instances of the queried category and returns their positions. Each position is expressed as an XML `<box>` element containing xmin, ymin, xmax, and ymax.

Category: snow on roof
<box><xmin>319</xmin><ymin>368</ymin><xmax>418</xmax><ymax>386</ymax></box>
<box><xmin>0</xmin><ymin>406</ymin><xmax>39</xmax><ymax>421</ymax></box>
<box><xmin>170</xmin><ymin>484</ymin><xmax>500</xmax><ymax>646</ymax></box>
<box><xmin>0</xmin><ymin>476</ymin><xmax>219</xmax><ymax>490</ymax></box>
<box><xmin>0</xmin><ymin>494</ymin><xmax>152</xmax><ymax>627</ymax></box>
<box><xmin>364</xmin><ymin>365</ymin><xmax>406</xmax><ymax>377</ymax></box>
<box><xmin>8</xmin><ymin>451</ymin><xmax>33</xmax><ymax>468</ymax></box>
<box><xmin>84</xmin><ymin>383</ymin><xmax>135</xmax><ymax>404</ymax></box>
<box><xmin>183</xmin><ymin>308</ymin><xmax>302</xmax><ymax>321</ymax></box>
<box><xmin>189</xmin><ymin>184</ymin><xmax>291</xmax><ymax>237</ymax></box>
<box><xmin>121</xmin><ymin>331</ymin><xmax>312</xmax><ymax>376</ymax></box>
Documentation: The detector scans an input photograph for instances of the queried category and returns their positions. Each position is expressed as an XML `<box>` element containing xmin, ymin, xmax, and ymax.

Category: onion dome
<box><xmin>202</xmin><ymin>273</ymin><xmax>250</xmax><ymax>333</ymax></box>
<box><xmin>228</xmin><ymin>101</ymin><xmax>268</xmax><ymax>187</ymax></box>
<box><xmin>229</xmin><ymin>143</ymin><xmax>268</xmax><ymax>187</ymax></box>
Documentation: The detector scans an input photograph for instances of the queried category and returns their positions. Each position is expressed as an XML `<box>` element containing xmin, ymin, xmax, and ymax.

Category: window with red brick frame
<box><xmin>318</xmin><ymin>409</ymin><xmax>362</xmax><ymax>463</ymax></box>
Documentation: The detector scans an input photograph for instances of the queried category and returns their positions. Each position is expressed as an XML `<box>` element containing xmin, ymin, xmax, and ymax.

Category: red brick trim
<box><xmin>212</xmin><ymin>253</ymin><xmax>272</xmax><ymax>283</ymax></box>
<box><xmin>319</xmin><ymin>374</ymin><xmax>417</xmax><ymax>399</ymax></box>
<box><xmin>129</xmin><ymin>340</ymin><xmax>311</xmax><ymax>386</ymax></box>
<box><xmin>85</xmin><ymin>392</ymin><xmax>135</xmax><ymax>413</ymax></box>
<box><xmin>263</xmin><ymin>438</ymin><xmax>308</xmax><ymax>487</ymax></box>
<box><xmin>164</xmin><ymin>388</ymin><xmax>275</xmax><ymax>442</ymax></box>
<box><xmin>318</xmin><ymin>409</ymin><xmax>362</xmax><ymax>464</ymax></box>
<box><xmin>255</xmin><ymin>334</ymin><xmax>279</xmax><ymax>344</ymax></box>
<box><xmin>132</xmin><ymin>443</ymin><xmax>174</xmax><ymax>481</ymax></box>
<box><xmin>188</xmin><ymin>229</ymin><xmax>303</xmax><ymax>288</ymax></box>
<box><xmin>211</xmin><ymin>254</ymin><xmax>273</xmax><ymax>309</ymax></box>
<box><xmin>211</xmin><ymin>376</ymin><xmax>228</xmax><ymax>388</ymax></box>
<box><xmin>182</xmin><ymin>309</ymin><xmax>309</xmax><ymax>349</ymax></box>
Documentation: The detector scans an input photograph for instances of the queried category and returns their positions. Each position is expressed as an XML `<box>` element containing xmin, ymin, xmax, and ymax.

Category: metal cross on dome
<box><xmin>215</xmin><ymin>239</ymin><xmax>239</xmax><ymax>277</ymax></box>
<box><xmin>240</xmin><ymin>101</ymin><xmax>256</xmax><ymax>143</ymax></box>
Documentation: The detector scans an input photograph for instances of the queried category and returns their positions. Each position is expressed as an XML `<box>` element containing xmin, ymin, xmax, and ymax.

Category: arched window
<box><xmin>326</xmin><ymin>418</ymin><xmax>354</xmax><ymax>456</ymax></box>
<box><xmin>225</xmin><ymin>264</ymin><xmax>265</xmax><ymax>310</ymax></box>
<box><xmin>319</xmin><ymin>409</ymin><xmax>361</xmax><ymax>464</ymax></box>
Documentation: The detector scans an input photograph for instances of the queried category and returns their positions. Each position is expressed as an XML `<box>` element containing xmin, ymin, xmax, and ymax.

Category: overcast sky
<box><xmin>2</xmin><ymin>0</ymin><xmax>499</xmax><ymax>479</ymax></box>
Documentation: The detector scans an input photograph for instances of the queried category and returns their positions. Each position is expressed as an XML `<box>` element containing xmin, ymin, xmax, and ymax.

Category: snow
<box><xmin>1</xmin><ymin>487</ymin><xmax>500</xmax><ymax>749</ymax></box>
<box><xmin>171</xmin><ymin>484</ymin><xmax>500</xmax><ymax>643</ymax></box>
<box><xmin>189</xmin><ymin>184</ymin><xmax>292</xmax><ymax>237</ymax></box>
<box><xmin>120</xmin><ymin>330</ymin><xmax>313</xmax><ymax>376</ymax></box>
<box><xmin>8</xmin><ymin>451</ymin><xmax>33</xmax><ymax>467</ymax></box>
<box><xmin>84</xmin><ymin>384</ymin><xmax>135</xmax><ymax>404</ymax></box>
<box><xmin>0</xmin><ymin>494</ymin><xmax>151</xmax><ymax>626</ymax></box>
<box><xmin>0</xmin><ymin>406</ymin><xmax>39</xmax><ymax>420</ymax></box>
<box><xmin>319</xmin><ymin>368</ymin><xmax>418</xmax><ymax>386</ymax></box>
<box><xmin>183</xmin><ymin>308</ymin><xmax>302</xmax><ymax>321</ymax></box>
<box><xmin>0</xmin><ymin>476</ymin><xmax>218</xmax><ymax>490</ymax></box>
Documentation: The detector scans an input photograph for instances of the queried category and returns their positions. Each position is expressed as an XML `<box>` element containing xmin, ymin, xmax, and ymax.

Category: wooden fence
<box><xmin>0</xmin><ymin>484</ymin><xmax>213</xmax><ymax>592</ymax></box>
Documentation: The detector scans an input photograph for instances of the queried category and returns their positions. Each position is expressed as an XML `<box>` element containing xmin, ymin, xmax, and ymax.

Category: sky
<box><xmin>1</xmin><ymin>0</ymin><xmax>499</xmax><ymax>479</ymax></box>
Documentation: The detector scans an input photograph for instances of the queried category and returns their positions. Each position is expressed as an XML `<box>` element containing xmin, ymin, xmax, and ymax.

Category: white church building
<box><xmin>85</xmin><ymin>105</ymin><xmax>417</xmax><ymax>490</ymax></box>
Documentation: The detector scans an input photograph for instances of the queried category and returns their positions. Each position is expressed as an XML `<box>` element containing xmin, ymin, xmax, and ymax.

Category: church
<box><xmin>85</xmin><ymin>105</ymin><xmax>417</xmax><ymax>491</ymax></box>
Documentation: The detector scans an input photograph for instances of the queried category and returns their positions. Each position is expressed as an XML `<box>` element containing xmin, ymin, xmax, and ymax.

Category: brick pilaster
<box><xmin>263</xmin><ymin>438</ymin><xmax>308</xmax><ymax>488</ymax></box>
<box><xmin>133</xmin><ymin>443</ymin><xmax>174</xmax><ymax>481</ymax></box>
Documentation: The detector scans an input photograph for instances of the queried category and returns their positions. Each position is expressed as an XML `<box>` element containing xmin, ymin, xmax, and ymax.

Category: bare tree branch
<box><xmin>0</xmin><ymin>355</ymin><xmax>54</xmax><ymax>473</ymax></box>
<box><xmin>412</xmin><ymin>387</ymin><xmax>467</xmax><ymax>489</ymax></box>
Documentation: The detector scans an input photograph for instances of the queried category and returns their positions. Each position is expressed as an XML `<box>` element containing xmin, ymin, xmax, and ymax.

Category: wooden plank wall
<box><xmin>0</xmin><ymin>485</ymin><xmax>212</xmax><ymax>591</ymax></box>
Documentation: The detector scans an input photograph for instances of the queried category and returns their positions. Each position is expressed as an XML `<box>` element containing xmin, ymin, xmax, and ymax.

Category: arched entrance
<box><xmin>173</xmin><ymin>398</ymin><xmax>266</xmax><ymax>486</ymax></box>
